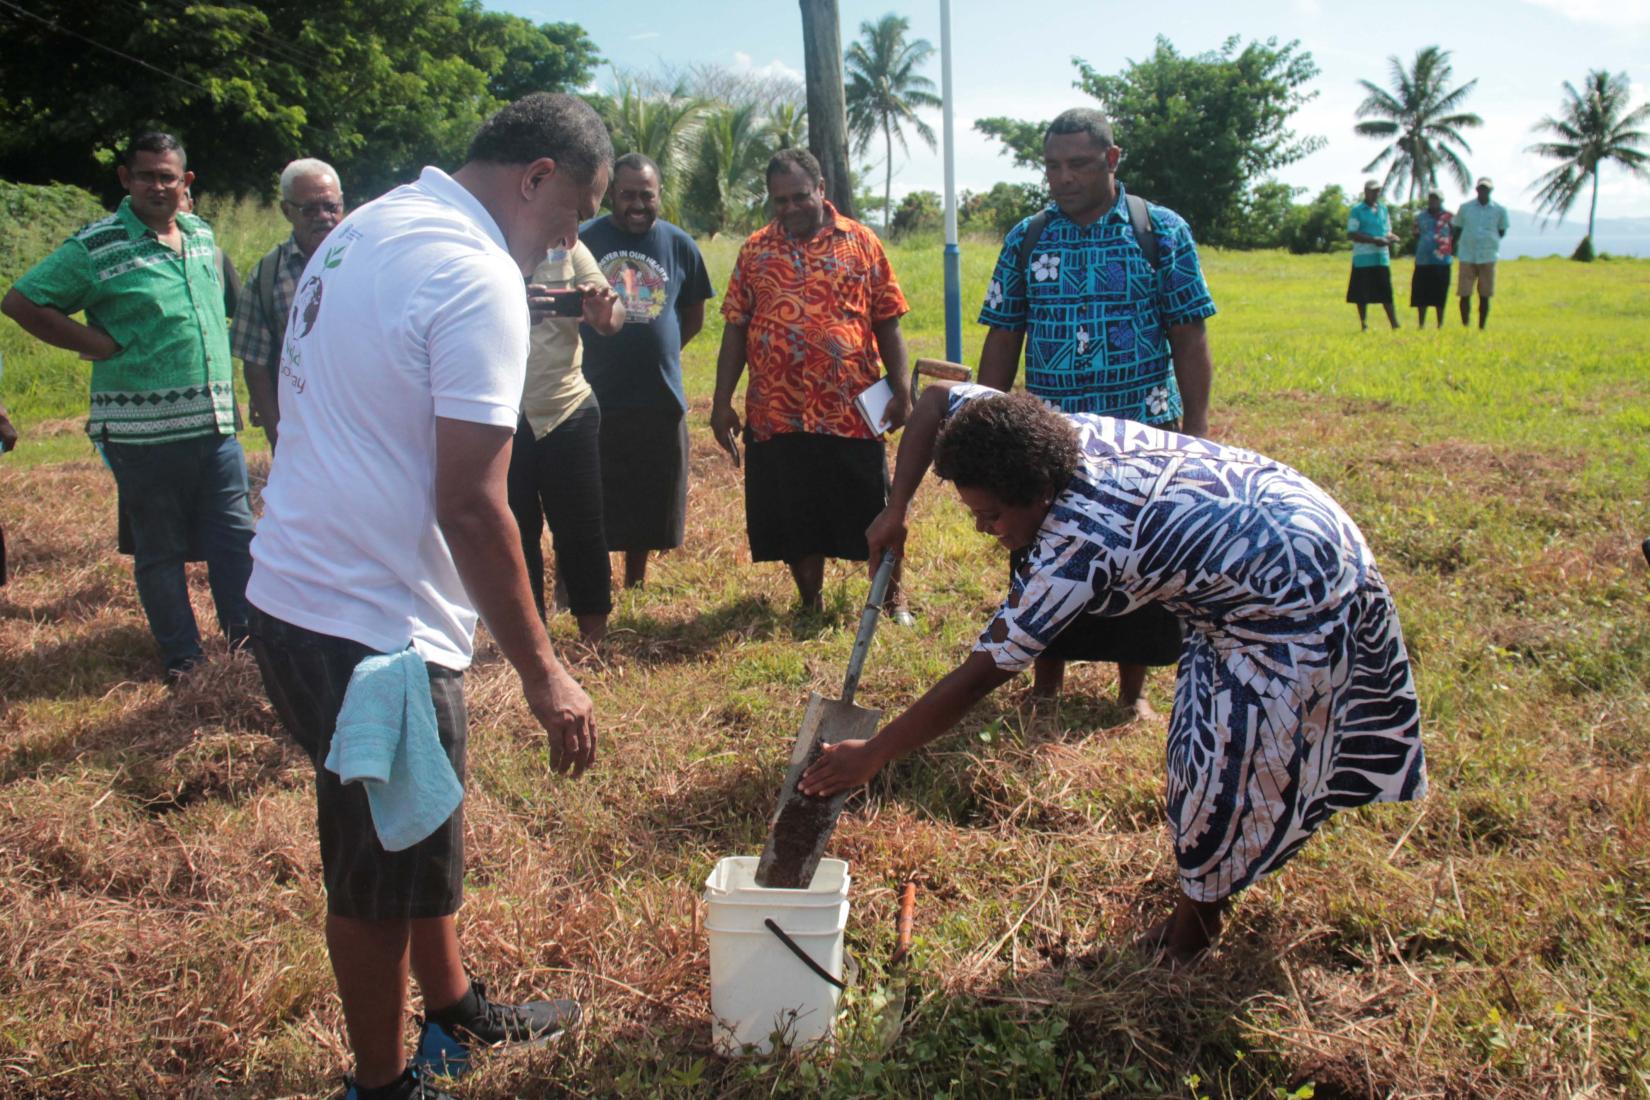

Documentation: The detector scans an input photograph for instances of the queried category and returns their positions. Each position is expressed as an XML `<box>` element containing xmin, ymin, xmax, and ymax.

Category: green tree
<box><xmin>1354</xmin><ymin>46</ymin><xmax>1482</xmax><ymax>203</ymax></box>
<box><xmin>1526</xmin><ymin>70</ymin><xmax>1650</xmax><ymax>257</ymax></box>
<box><xmin>844</xmin><ymin>13</ymin><xmax>940</xmax><ymax>232</ymax></box>
<box><xmin>889</xmin><ymin>189</ymin><xmax>941</xmax><ymax>237</ymax></box>
<box><xmin>959</xmin><ymin>181</ymin><xmax>1046</xmax><ymax>237</ymax></box>
<box><xmin>1282</xmin><ymin>185</ymin><xmax>1352</xmax><ymax>254</ymax></box>
<box><xmin>0</xmin><ymin>0</ymin><xmax>601</xmax><ymax>201</ymax></box>
<box><xmin>590</xmin><ymin>80</ymin><xmax>707</xmax><ymax>222</ymax></box>
<box><xmin>684</xmin><ymin>104</ymin><xmax>771</xmax><ymax>236</ymax></box>
<box><xmin>975</xmin><ymin>37</ymin><xmax>1321</xmax><ymax>245</ymax></box>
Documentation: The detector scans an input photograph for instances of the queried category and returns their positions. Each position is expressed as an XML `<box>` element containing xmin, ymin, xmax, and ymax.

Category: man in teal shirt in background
<box><xmin>1</xmin><ymin>131</ymin><xmax>254</xmax><ymax>681</ymax></box>
<box><xmin>1346</xmin><ymin>179</ymin><xmax>1400</xmax><ymax>331</ymax></box>
<box><xmin>1453</xmin><ymin>177</ymin><xmax>1510</xmax><ymax>330</ymax></box>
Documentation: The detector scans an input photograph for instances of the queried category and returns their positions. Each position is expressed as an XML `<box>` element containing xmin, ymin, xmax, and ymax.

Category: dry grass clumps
<box><xmin>2</xmin><ymin>357</ymin><xmax>1648</xmax><ymax>1097</ymax></box>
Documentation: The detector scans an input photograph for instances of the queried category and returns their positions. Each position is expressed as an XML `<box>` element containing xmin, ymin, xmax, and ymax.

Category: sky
<box><xmin>497</xmin><ymin>0</ymin><xmax>1650</xmax><ymax>231</ymax></box>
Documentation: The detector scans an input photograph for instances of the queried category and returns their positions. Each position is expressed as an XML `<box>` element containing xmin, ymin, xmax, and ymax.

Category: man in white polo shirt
<box><xmin>247</xmin><ymin>93</ymin><xmax>612</xmax><ymax>1100</ymax></box>
<box><xmin>1452</xmin><ymin>177</ymin><xmax>1509</xmax><ymax>330</ymax></box>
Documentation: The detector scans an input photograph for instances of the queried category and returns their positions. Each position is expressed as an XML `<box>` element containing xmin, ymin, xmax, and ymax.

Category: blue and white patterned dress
<box><xmin>950</xmin><ymin>386</ymin><xmax>1427</xmax><ymax>902</ymax></box>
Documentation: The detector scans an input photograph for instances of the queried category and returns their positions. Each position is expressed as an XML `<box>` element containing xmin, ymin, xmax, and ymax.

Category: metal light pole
<box><xmin>940</xmin><ymin>0</ymin><xmax>961</xmax><ymax>363</ymax></box>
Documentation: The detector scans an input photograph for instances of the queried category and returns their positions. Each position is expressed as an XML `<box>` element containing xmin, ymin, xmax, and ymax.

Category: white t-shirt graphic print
<box><xmin>249</xmin><ymin>166</ymin><xmax>529</xmax><ymax>669</ymax></box>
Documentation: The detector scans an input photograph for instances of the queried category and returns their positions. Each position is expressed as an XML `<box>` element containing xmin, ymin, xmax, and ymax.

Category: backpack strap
<box><xmin>1018</xmin><ymin>195</ymin><xmax>1160</xmax><ymax>278</ymax></box>
<box><xmin>255</xmin><ymin>247</ymin><xmax>285</xmax><ymax>354</ymax></box>
<box><xmin>1125</xmin><ymin>192</ymin><xmax>1160</xmax><ymax>269</ymax></box>
<box><xmin>1016</xmin><ymin>209</ymin><xmax>1050</xmax><ymax>283</ymax></box>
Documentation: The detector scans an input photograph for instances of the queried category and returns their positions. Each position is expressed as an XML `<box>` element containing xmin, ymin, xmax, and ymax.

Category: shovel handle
<box><xmin>891</xmin><ymin>882</ymin><xmax>917</xmax><ymax>968</ymax></box>
<box><xmin>841</xmin><ymin>549</ymin><xmax>897</xmax><ymax>704</ymax></box>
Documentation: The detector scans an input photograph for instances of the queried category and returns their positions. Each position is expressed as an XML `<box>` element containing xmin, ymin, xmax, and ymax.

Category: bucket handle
<box><xmin>763</xmin><ymin>918</ymin><xmax>846</xmax><ymax>990</ymax></box>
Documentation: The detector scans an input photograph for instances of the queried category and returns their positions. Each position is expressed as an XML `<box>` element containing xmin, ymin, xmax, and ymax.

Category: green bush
<box><xmin>1571</xmin><ymin>235</ymin><xmax>1595</xmax><ymax>262</ymax></box>
<box><xmin>890</xmin><ymin>190</ymin><xmax>942</xmax><ymax>238</ymax></box>
<box><xmin>1283</xmin><ymin>184</ymin><xmax>1353</xmax><ymax>254</ymax></box>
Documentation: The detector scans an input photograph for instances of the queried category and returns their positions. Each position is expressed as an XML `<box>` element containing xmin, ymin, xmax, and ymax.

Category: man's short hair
<box><xmin>1044</xmin><ymin>109</ymin><xmax>1114</xmax><ymax>150</ymax></box>
<box><xmin>124</xmin><ymin>131</ymin><xmax>186</xmax><ymax>169</ymax></box>
<box><xmin>766</xmin><ymin>147</ymin><xmax>823</xmax><ymax>189</ymax></box>
<box><xmin>613</xmin><ymin>152</ymin><xmax>661</xmax><ymax>182</ymax></box>
<box><xmin>280</xmin><ymin>158</ymin><xmax>342</xmax><ymax>201</ymax></box>
<box><xmin>465</xmin><ymin>93</ymin><xmax>613</xmax><ymax>184</ymax></box>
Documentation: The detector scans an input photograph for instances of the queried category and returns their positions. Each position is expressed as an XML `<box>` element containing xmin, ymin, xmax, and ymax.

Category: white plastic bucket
<box><xmin>703</xmin><ymin>855</ymin><xmax>850</xmax><ymax>1055</ymax></box>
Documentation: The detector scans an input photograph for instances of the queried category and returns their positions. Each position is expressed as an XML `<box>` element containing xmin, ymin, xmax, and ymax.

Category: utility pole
<box><xmin>798</xmin><ymin>0</ymin><xmax>855</xmax><ymax>216</ymax></box>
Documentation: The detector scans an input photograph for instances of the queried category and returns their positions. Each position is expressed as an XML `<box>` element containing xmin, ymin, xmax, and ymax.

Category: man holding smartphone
<box><xmin>508</xmin><ymin>242</ymin><xmax>623</xmax><ymax>644</ymax></box>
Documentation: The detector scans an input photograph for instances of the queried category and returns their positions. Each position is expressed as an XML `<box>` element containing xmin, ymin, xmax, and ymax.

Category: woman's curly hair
<box><xmin>932</xmin><ymin>392</ymin><xmax>1079</xmax><ymax>505</ymax></box>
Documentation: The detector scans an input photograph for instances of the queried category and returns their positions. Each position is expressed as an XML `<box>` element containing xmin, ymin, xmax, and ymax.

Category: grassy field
<box><xmin>1</xmin><ymin>200</ymin><xmax>1648</xmax><ymax>1098</ymax></box>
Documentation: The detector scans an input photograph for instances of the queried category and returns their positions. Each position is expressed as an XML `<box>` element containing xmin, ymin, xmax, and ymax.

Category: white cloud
<box><xmin>1292</xmin><ymin>0</ymin><xmax>1321</xmax><ymax>14</ymax></box>
<box><xmin>731</xmin><ymin>51</ymin><xmax>803</xmax><ymax>84</ymax></box>
<box><xmin>1521</xmin><ymin>0</ymin><xmax>1650</xmax><ymax>27</ymax></box>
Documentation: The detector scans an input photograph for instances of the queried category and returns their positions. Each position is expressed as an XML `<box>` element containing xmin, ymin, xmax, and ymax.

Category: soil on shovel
<box><xmin>758</xmin><ymin>742</ymin><xmax>849</xmax><ymax>889</ymax></box>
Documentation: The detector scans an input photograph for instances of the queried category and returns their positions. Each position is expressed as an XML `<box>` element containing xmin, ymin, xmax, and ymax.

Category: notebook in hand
<box><xmin>854</xmin><ymin>377</ymin><xmax>896</xmax><ymax>436</ymax></box>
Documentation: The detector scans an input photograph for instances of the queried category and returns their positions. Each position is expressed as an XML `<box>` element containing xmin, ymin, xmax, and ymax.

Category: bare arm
<box><xmin>1166</xmin><ymin>318</ymin><xmax>1212</xmax><ymax>438</ymax></box>
<box><xmin>977</xmin><ymin>326</ymin><xmax>1024</xmax><ymax>392</ymax></box>
<box><xmin>1</xmin><ymin>289</ymin><xmax>120</xmax><ymax>360</ymax></box>
<box><xmin>434</xmin><ymin>416</ymin><xmax>595</xmax><ymax>776</ymax></box>
<box><xmin>578</xmin><ymin>283</ymin><xmax>624</xmax><ymax>335</ymax></box>
<box><xmin>242</xmin><ymin>362</ymin><xmax>282</xmax><ymax>443</ymax></box>
<box><xmin>872</xmin><ymin>316</ymin><xmax>912</xmax><ymax>429</ymax></box>
<box><xmin>678</xmin><ymin>299</ymin><xmax>706</xmax><ymax>346</ymax></box>
<box><xmin>710</xmin><ymin>322</ymin><xmax>748</xmax><ymax>465</ymax></box>
<box><xmin>799</xmin><ymin>650</ymin><xmax>1017</xmax><ymax>796</ymax></box>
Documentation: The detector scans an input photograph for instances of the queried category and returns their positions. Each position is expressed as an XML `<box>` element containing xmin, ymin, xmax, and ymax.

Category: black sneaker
<box><xmin>341</xmin><ymin>1066</ymin><xmax>455</xmax><ymax>1100</ymax></box>
<box><xmin>413</xmin><ymin>981</ymin><xmax>581</xmax><ymax>1078</ymax></box>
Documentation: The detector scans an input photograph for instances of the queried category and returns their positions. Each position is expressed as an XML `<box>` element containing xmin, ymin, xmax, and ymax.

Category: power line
<box><xmin>0</xmin><ymin>0</ymin><xmax>213</xmax><ymax>94</ymax></box>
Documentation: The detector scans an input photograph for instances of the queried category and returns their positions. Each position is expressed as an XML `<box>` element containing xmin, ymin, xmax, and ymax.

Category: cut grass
<box><xmin>0</xmin><ymin>205</ymin><xmax>1647</xmax><ymax>1097</ymax></box>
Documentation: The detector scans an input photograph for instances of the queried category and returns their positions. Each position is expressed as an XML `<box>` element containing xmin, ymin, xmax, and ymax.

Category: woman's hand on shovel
<box><xmin>799</xmin><ymin>738</ymin><xmax>885</xmax><ymax>797</ymax></box>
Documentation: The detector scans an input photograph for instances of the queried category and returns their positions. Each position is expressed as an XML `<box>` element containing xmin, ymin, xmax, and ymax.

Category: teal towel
<box><xmin>324</xmin><ymin>649</ymin><xmax>463</xmax><ymax>852</ymax></box>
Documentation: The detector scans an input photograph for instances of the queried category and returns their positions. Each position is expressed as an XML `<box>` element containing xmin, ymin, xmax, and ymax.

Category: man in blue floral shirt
<box><xmin>976</xmin><ymin>107</ymin><xmax>1216</xmax><ymax>719</ymax></box>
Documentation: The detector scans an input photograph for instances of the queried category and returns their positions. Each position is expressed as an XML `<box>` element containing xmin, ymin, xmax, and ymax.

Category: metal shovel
<box><xmin>754</xmin><ymin>549</ymin><xmax>898</xmax><ymax>889</ymax></box>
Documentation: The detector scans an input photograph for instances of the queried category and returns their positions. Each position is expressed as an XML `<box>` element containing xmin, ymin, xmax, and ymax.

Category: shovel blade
<box><xmin>755</xmin><ymin>693</ymin><xmax>881</xmax><ymax>889</ymax></box>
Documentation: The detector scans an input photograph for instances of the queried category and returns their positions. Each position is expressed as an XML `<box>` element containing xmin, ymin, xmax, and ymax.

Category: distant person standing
<box><xmin>1452</xmin><ymin>177</ymin><xmax>1509</xmax><ymax>330</ymax></box>
<box><xmin>976</xmin><ymin>106</ymin><xmax>1217</xmax><ymax>718</ymax></box>
<box><xmin>712</xmin><ymin>147</ymin><xmax>914</xmax><ymax>614</ymax></box>
<box><xmin>1</xmin><ymin>131</ymin><xmax>254</xmax><ymax>682</ymax></box>
<box><xmin>1410</xmin><ymin>190</ymin><xmax>1453</xmax><ymax>329</ymax></box>
<box><xmin>1347</xmin><ymin>180</ymin><xmax>1400</xmax><ymax>331</ymax></box>
<box><xmin>578</xmin><ymin>153</ymin><xmax>714</xmax><ymax>589</ymax></box>
<box><xmin>508</xmin><ymin>240</ymin><xmax>623</xmax><ymax>644</ymax></box>
<box><xmin>230</xmin><ymin>158</ymin><xmax>346</xmax><ymax>447</ymax></box>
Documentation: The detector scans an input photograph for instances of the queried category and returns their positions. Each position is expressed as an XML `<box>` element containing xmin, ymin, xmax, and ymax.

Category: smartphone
<box><xmin>537</xmin><ymin>288</ymin><xmax>584</xmax><ymax>318</ymax></box>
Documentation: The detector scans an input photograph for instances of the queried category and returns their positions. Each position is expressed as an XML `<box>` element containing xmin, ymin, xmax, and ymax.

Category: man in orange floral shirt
<box><xmin>711</xmin><ymin>148</ymin><xmax>913</xmax><ymax>614</ymax></box>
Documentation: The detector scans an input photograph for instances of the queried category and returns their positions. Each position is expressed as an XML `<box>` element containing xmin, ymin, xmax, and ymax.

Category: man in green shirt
<box><xmin>1</xmin><ymin>131</ymin><xmax>255</xmax><ymax>680</ymax></box>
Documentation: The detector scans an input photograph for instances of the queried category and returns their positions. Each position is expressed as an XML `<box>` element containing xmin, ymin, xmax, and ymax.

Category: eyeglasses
<box><xmin>131</xmin><ymin>171</ymin><xmax>184</xmax><ymax>189</ymax></box>
<box><xmin>284</xmin><ymin>200</ymin><xmax>344</xmax><ymax>218</ymax></box>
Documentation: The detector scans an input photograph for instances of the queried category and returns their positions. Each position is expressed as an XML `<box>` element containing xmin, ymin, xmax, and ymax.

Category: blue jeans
<box><xmin>102</xmin><ymin>433</ymin><xmax>255</xmax><ymax>668</ymax></box>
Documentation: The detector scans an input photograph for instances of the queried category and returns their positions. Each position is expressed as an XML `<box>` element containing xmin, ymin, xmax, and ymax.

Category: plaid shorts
<box><xmin>250</xmin><ymin>608</ymin><xmax>468</xmax><ymax>920</ymax></box>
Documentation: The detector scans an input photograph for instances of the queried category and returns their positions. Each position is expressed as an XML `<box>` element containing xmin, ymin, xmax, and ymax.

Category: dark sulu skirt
<box><xmin>598</xmin><ymin>406</ymin><xmax>690</xmax><ymax>552</ymax></box>
<box><xmin>1346</xmin><ymin>264</ymin><xmax>1394</xmax><ymax>305</ymax></box>
<box><xmin>744</xmin><ymin>431</ymin><xmax>889</xmax><ymax>563</ymax></box>
<box><xmin>1409</xmin><ymin>264</ymin><xmax>1452</xmax><ymax>309</ymax></box>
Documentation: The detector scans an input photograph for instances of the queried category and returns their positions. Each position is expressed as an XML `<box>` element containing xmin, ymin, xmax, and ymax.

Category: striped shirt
<box><xmin>12</xmin><ymin>197</ymin><xmax>236</xmax><ymax>444</ymax></box>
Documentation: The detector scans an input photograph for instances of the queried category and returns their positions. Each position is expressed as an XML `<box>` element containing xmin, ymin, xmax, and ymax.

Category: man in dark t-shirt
<box><xmin>579</xmin><ymin>153</ymin><xmax>715</xmax><ymax>588</ymax></box>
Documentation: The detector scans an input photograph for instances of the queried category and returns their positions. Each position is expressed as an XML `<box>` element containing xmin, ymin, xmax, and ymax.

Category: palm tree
<box><xmin>686</xmin><ymin>104</ymin><xmax>772</xmax><ymax>237</ymax></box>
<box><xmin>593</xmin><ymin>79</ymin><xmax>706</xmax><ymax>222</ymax></box>
<box><xmin>844</xmin><ymin>14</ymin><xmax>940</xmax><ymax>232</ymax></box>
<box><xmin>1354</xmin><ymin>46</ymin><xmax>1482</xmax><ymax>202</ymax></box>
<box><xmin>1527</xmin><ymin>70</ymin><xmax>1650</xmax><ymax>252</ymax></box>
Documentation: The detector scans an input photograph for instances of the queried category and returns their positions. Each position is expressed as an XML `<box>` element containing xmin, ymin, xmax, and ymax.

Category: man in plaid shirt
<box><xmin>231</xmin><ymin>158</ymin><xmax>345</xmax><ymax>447</ymax></box>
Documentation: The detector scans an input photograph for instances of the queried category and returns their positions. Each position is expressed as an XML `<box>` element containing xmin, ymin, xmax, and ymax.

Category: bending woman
<box><xmin>799</xmin><ymin>383</ymin><xmax>1427</xmax><ymax>960</ymax></box>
